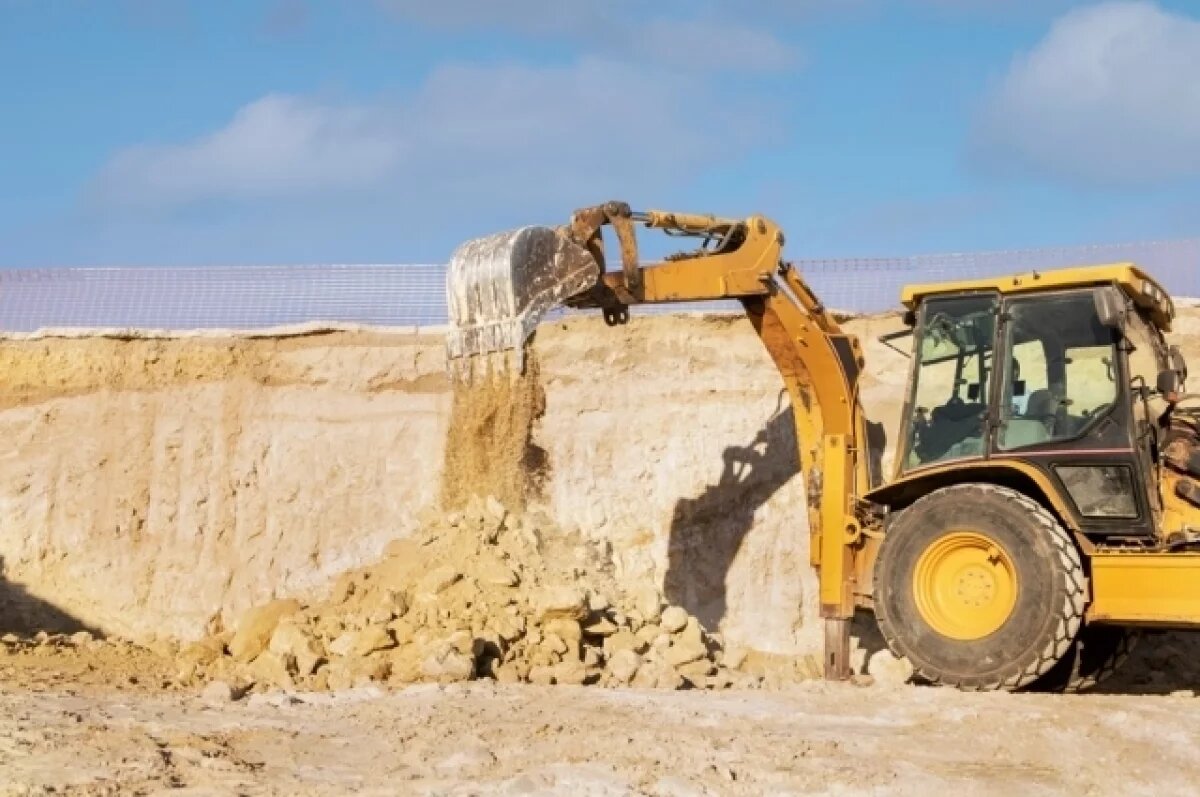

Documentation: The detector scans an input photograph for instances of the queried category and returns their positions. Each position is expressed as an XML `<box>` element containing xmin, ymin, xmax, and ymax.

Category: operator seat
<box><xmin>916</xmin><ymin>397</ymin><xmax>986</xmax><ymax>462</ymax></box>
<box><xmin>1024</xmin><ymin>389</ymin><xmax>1061</xmax><ymax>432</ymax></box>
<box><xmin>999</xmin><ymin>388</ymin><xmax>1057</xmax><ymax>449</ymax></box>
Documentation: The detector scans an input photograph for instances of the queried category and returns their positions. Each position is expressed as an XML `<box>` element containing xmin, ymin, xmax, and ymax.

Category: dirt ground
<box><xmin>0</xmin><ymin>635</ymin><xmax>1195</xmax><ymax>796</ymax></box>
<box><xmin>0</xmin><ymin>648</ymin><xmax>1196</xmax><ymax>797</ymax></box>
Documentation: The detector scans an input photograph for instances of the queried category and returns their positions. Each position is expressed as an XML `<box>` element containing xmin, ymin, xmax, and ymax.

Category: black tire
<box><xmin>874</xmin><ymin>483</ymin><xmax>1086</xmax><ymax>691</ymax></box>
<box><xmin>1031</xmin><ymin>625</ymin><xmax>1139</xmax><ymax>693</ymax></box>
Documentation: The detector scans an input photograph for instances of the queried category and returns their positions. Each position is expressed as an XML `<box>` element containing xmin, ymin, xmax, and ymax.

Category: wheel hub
<box><xmin>913</xmin><ymin>531</ymin><xmax>1017</xmax><ymax>641</ymax></box>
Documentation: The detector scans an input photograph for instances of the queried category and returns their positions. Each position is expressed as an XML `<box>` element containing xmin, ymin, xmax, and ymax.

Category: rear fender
<box><xmin>865</xmin><ymin>459</ymin><xmax>1079</xmax><ymax>533</ymax></box>
<box><xmin>856</xmin><ymin>460</ymin><xmax>1082</xmax><ymax>607</ymax></box>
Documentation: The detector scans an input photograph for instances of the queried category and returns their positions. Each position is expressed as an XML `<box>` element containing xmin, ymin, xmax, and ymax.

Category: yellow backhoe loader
<box><xmin>445</xmin><ymin>200</ymin><xmax>1200</xmax><ymax>691</ymax></box>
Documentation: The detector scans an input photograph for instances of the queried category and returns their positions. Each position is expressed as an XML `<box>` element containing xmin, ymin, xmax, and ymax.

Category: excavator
<box><xmin>445</xmin><ymin>200</ymin><xmax>1200</xmax><ymax>691</ymax></box>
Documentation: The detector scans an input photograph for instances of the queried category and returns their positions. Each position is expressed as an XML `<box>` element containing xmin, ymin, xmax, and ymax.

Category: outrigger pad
<box><xmin>445</xmin><ymin>225</ymin><xmax>599</xmax><ymax>370</ymax></box>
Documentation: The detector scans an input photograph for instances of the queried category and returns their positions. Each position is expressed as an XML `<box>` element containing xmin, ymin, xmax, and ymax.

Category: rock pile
<box><xmin>177</xmin><ymin>499</ymin><xmax>761</xmax><ymax>694</ymax></box>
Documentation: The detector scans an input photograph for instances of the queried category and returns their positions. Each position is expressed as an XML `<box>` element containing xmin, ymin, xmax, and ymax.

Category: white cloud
<box><xmin>88</xmin><ymin>59</ymin><xmax>774</xmax><ymax>214</ymax></box>
<box><xmin>91</xmin><ymin>94</ymin><xmax>407</xmax><ymax>208</ymax></box>
<box><xmin>973</xmin><ymin>1</ymin><xmax>1200</xmax><ymax>186</ymax></box>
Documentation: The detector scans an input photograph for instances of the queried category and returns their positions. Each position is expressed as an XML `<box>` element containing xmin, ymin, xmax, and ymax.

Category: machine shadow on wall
<box><xmin>0</xmin><ymin>556</ymin><xmax>100</xmax><ymax>637</ymax></box>
<box><xmin>663</xmin><ymin>393</ymin><xmax>892</xmax><ymax>669</ymax></box>
<box><xmin>664</xmin><ymin>391</ymin><xmax>798</xmax><ymax>632</ymax></box>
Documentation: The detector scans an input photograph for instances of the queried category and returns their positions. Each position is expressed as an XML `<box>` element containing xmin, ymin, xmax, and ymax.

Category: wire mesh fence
<box><xmin>0</xmin><ymin>238</ymin><xmax>1195</xmax><ymax>332</ymax></box>
<box><xmin>0</xmin><ymin>264</ymin><xmax>448</xmax><ymax>331</ymax></box>
<box><xmin>798</xmin><ymin>237</ymin><xmax>1200</xmax><ymax>313</ymax></box>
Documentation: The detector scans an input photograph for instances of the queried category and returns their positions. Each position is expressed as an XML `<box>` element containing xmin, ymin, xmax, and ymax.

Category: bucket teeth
<box><xmin>445</xmin><ymin>225</ymin><xmax>599</xmax><ymax>374</ymax></box>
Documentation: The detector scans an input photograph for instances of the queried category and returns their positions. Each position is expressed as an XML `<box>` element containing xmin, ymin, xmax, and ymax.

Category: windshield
<box><xmin>902</xmin><ymin>295</ymin><xmax>997</xmax><ymax>470</ymax></box>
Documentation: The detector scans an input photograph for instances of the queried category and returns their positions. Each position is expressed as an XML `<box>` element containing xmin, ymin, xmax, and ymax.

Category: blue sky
<box><xmin>1</xmin><ymin>0</ymin><xmax>1198</xmax><ymax>266</ymax></box>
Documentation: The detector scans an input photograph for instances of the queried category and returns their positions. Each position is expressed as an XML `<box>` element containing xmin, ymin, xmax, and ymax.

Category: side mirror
<box><xmin>1170</xmin><ymin>344</ymin><xmax>1188</xmax><ymax>382</ymax></box>
<box><xmin>1158</xmin><ymin>369</ymin><xmax>1182</xmax><ymax>402</ymax></box>
<box><xmin>1012</xmin><ymin>379</ymin><xmax>1027</xmax><ymax>398</ymax></box>
<box><xmin>967</xmin><ymin>383</ymin><xmax>980</xmax><ymax>401</ymax></box>
<box><xmin>1094</xmin><ymin>288</ymin><xmax>1126</xmax><ymax>329</ymax></box>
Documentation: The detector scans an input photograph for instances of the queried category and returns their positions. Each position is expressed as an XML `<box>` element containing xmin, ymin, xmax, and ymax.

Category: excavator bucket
<box><xmin>445</xmin><ymin>225</ymin><xmax>600</xmax><ymax>373</ymax></box>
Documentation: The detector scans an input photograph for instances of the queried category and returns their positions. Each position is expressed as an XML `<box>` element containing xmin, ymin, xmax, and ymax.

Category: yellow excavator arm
<box><xmin>446</xmin><ymin>200</ymin><xmax>880</xmax><ymax>678</ymax></box>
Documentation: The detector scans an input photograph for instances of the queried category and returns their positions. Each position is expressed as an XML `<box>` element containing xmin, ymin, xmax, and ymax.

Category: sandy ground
<box><xmin>0</xmin><ymin>635</ymin><xmax>1197</xmax><ymax>796</ymax></box>
<box><xmin>2</xmin><ymin>651</ymin><xmax>1198</xmax><ymax>797</ymax></box>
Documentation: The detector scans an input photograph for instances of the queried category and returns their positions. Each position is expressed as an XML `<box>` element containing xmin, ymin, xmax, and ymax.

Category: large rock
<box><xmin>325</xmin><ymin>656</ymin><xmax>390</xmax><ymax>690</ymax></box>
<box><xmin>414</xmin><ymin>566</ymin><xmax>462</xmax><ymax>601</ymax></box>
<box><xmin>228</xmin><ymin>600</ymin><xmax>301</xmax><ymax>663</ymax></box>
<box><xmin>544</xmin><ymin>619</ymin><xmax>582</xmax><ymax>644</ymax></box>
<box><xmin>491</xmin><ymin>611</ymin><xmax>524</xmax><ymax>643</ymax></box>
<box><xmin>676</xmin><ymin>659</ymin><xmax>715</xmax><ymax>685</ymax></box>
<box><xmin>248</xmin><ymin>650</ymin><xmax>295</xmax><ymax>690</ymax></box>
<box><xmin>680</xmin><ymin>617</ymin><xmax>704</xmax><ymax>642</ymax></box>
<box><xmin>475</xmin><ymin>555</ymin><xmax>518</xmax><ymax>588</ymax></box>
<box><xmin>583</xmin><ymin>618</ymin><xmax>618</xmax><ymax>637</ymax></box>
<box><xmin>535</xmin><ymin>586</ymin><xmax>588</xmax><ymax>621</ymax></box>
<box><xmin>604</xmin><ymin>629</ymin><xmax>643</xmax><ymax>657</ymax></box>
<box><xmin>630</xmin><ymin>586</ymin><xmax>663</xmax><ymax>624</ymax></box>
<box><xmin>607</xmin><ymin>649</ymin><xmax>642</xmax><ymax>685</ymax></box>
<box><xmin>387</xmin><ymin>646</ymin><xmax>425</xmax><ymax>685</ymax></box>
<box><xmin>660</xmin><ymin>606</ymin><xmax>689</xmax><ymax>634</ymax></box>
<box><xmin>634</xmin><ymin>623</ymin><xmax>663</xmax><ymax>647</ymax></box>
<box><xmin>528</xmin><ymin>665</ymin><xmax>555</xmax><ymax>686</ymax></box>
<box><xmin>269</xmin><ymin>621</ymin><xmax>324</xmax><ymax>677</ymax></box>
<box><xmin>552</xmin><ymin>660</ymin><xmax>590</xmax><ymax>686</ymax></box>
<box><xmin>328</xmin><ymin>625</ymin><xmax>395</xmax><ymax>658</ymax></box>
<box><xmin>201</xmin><ymin>680</ymin><xmax>238</xmax><ymax>705</ymax></box>
<box><xmin>866</xmin><ymin>649</ymin><xmax>913</xmax><ymax>687</ymax></box>
<box><xmin>539</xmin><ymin>634</ymin><xmax>568</xmax><ymax>658</ymax></box>
<box><xmin>420</xmin><ymin>644</ymin><xmax>475</xmax><ymax>683</ymax></box>
<box><xmin>722</xmin><ymin>647</ymin><xmax>749</xmax><ymax>670</ymax></box>
<box><xmin>632</xmin><ymin>658</ymin><xmax>684</xmax><ymax>690</ymax></box>
<box><xmin>665</xmin><ymin>640</ymin><xmax>706</xmax><ymax>667</ymax></box>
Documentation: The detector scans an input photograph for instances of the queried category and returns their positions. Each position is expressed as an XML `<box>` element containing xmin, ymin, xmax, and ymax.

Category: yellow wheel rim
<box><xmin>913</xmin><ymin>531</ymin><xmax>1017</xmax><ymax>641</ymax></box>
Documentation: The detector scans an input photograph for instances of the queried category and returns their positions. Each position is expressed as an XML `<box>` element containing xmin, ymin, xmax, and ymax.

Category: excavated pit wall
<box><xmin>0</xmin><ymin>313</ymin><xmax>952</xmax><ymax>652</ymax></box>
<box><xmin>0</xmin><ymin>328</ymin><xmax>451</xmax><ymax>640</ymax></box>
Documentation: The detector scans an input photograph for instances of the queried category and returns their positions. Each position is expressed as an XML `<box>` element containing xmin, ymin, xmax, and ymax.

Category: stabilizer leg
<box><xmin>824</xmin><ymin>618</ymin><xmax>852</xmax><ymax>680</ymax></box>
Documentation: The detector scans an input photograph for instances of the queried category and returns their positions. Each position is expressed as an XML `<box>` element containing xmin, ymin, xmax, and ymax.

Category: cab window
<box><xmin>904</xmin><ymin>295</ymin><xmax>996</xmax><ymax>469</ymax></box>
<box><xmin>998</xmin><ymin>292</ymin><xmax>1119</xmax><ymax>450</ymax></box>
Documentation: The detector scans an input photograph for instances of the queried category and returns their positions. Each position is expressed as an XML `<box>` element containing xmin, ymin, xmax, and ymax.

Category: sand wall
<box><xmin>0</xmin><ymin>332</ymin><xmax>451</xmax><ymax>639</ymax></box>
<box><xmin>0</xmin><ymin>313</ymin><xmax>919</xmax><ymax>651</ymax></box>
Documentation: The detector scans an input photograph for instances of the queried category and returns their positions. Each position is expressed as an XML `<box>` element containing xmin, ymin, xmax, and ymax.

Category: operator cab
<box><xmin>893</xmin><ymin>264</ymin><xmax>1182</xmax><ymax>539</ymax></box>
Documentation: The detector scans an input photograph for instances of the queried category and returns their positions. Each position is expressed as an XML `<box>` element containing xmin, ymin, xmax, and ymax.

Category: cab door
<box><xmin>991</xmin><ymin>288</ymin><xmax>1153</xmax><ymax>537</ymax></box>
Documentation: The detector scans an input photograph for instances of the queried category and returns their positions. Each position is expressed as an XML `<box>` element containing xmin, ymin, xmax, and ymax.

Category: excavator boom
<box><xmin>445</xmin><ymin>200</ymin><xmax>879</xmax><ymax>678</ymax></box>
